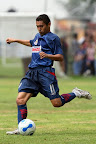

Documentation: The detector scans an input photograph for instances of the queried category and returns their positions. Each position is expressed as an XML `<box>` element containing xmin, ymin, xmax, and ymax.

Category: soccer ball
<box><xmin>18</xmin><ymin>119</ymin><xmax>36</xmax><ymax>136</ymax></box>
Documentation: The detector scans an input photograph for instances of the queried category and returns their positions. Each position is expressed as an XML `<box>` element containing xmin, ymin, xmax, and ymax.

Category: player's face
<box><xmin>36</xmin><ymin>21</ymin><xmax>50</xmax><ymax>36</ymax></box>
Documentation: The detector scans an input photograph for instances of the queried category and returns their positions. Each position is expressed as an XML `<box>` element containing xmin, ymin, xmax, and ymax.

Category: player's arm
<box><xmin>6</xmin><ymin>38</ymin><xmax>31</xmax><ymax>47</ymax></box>
<box><xmin>39</xmin><ymin>52</ymin><xmax>63</xmax><ymax>61</ymax></box>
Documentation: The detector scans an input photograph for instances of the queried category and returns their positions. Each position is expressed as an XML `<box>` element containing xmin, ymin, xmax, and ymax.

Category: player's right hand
<box><xmin>6</xmin><ymin>38</ymin><xmax>15</xmax><ymax>44</ymax></box>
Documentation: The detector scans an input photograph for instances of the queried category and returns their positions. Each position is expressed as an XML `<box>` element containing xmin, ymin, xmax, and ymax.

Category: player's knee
<box><xmin>52</xmin><ymin>103</ymin><xmax>60</xmax><ymax>107</ymax></box>
<box><xmin>51</xmin><ymin>98</ymin><xmax>62</xmax><ymax>107</ymax></box>
<box><xmin>51</xmin><ymin>101</ymin><xmax>61</xmax><ymax>107</ymax></box>
<box><xmin>16</xmin><ymin>97</ymin><xmax>26</xmax><ymax>105</ymax></box>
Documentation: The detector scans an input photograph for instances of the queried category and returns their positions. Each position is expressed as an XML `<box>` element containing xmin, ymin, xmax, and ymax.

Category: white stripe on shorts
<box><xmin>50</xmin><ymin>84</ymin><xmax>56</xmax><ymax>95</ymax></box>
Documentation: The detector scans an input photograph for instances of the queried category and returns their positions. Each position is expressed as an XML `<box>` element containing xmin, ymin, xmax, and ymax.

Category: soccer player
<box><xmin>6</xmin><ymin>14</ymin><xmax>92</xmax><ymax>135</ymax></box>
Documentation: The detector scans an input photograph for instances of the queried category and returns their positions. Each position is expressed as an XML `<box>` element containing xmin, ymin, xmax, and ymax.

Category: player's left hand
<box><xmin>39</xmin><ymin>52</ymin><xmax>48</xmax><ymax>59</ymax></box>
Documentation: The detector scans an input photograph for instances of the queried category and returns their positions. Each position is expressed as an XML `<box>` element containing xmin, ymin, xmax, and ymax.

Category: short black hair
<box><xmin>36</xmin><ymin>14</ymin><xmax>51</xmax><ymax>25</ymax></box>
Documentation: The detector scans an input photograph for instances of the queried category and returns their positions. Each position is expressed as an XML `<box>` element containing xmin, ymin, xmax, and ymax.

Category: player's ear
<box><xmin>48</xmin><ymin>22</ymin><xmax>51</xmax><ymax>27</ymax></box>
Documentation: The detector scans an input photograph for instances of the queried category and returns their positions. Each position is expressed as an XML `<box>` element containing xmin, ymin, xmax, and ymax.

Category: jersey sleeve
<box><xmin>30</xmin><ymin>40</ymin><xmax>34</xmax><ymax>46</ymax></box>
<box><xmin>53</xmin><ymin>37</ymin><xmax>63</xmax><ymax>55</ymax></box>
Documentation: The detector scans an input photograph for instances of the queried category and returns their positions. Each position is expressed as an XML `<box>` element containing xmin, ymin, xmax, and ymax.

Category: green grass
<box><xmin>0</xmin><ymin>58</ymin><xmax>24</xmax><ymax>78</ymax></box>
<box><xmin>0</xmin><ymin>75</ymin><xmax>96</xmax><ymax>144</ymax></box>
<box><xmin>0</xmin><ymin>67</ymin><xmax>23</xmax><ymax>78</ymax></box>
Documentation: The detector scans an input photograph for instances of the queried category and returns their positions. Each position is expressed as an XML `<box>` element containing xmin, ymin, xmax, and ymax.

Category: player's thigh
<box><xmin>16</xmin><ymin>92</ymin><xmax>33</xmax><ymax>105</ymax></box>
<box><xmin>40</xmin><ymin>88</ymin><xmax>62</xmax><ymax>107</ymax></box>
<box><xmin>39</xmin><ymin>67</ymin><xmax>59</xmax><ymax>96</ymax></box>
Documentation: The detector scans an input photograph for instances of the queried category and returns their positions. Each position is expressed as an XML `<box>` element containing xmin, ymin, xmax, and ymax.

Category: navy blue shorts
<box><xmin>18</xmin><ymin>66</ymin><xmax>60</xmax><ymax>100</ymax></box>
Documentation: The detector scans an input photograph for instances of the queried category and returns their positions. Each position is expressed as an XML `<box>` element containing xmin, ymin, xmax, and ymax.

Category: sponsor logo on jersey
<box><xmin>32</xmin><ymin>46</ymin><xmax>41</xmax><ymax>53</ymax></box>
<box><xmin>34</xmin><ymin>39</ymin><xmax>38</xmax><ymax>45</ymax></box>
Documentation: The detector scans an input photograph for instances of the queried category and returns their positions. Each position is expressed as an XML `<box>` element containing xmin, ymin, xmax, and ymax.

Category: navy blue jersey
<box><xmin>28</xmin><ymin>32</ymin><xmax>63</xmax><ymax>68</ymax></box>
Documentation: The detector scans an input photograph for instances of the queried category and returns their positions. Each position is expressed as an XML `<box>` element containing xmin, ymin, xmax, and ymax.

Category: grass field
<box><xmin>0</xmin><ymin>64</ymin><xmax>96</xmax><ymax>144</ymax></box>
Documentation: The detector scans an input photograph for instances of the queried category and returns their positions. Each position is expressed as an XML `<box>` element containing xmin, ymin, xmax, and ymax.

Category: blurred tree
<box><xmin>57</xmin><ymin>0</ymin><xmax>96</xmax><ymax>18</ymax></box>
<box><xmin>83</xmin><ymin>0</ymin><xmax>96</xmax><ymax>4</ymax></box>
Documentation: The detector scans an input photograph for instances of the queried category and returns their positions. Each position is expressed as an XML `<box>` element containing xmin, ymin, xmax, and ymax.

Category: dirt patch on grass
<box><xmin>66</xmin><ymin>110</ymin><xmax>96</xmax><ymax>113</ymax></box>
<box><xmin>29</xmin><ymin>109</ymin><xmax>96</xmax><ymax>114</ymax></box>
<box><xmin>72</xmin><ymin>121</ymin><xmax>96</xmax><ymax>124</ymax></box>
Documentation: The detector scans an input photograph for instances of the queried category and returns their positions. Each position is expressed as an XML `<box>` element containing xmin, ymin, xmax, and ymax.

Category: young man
<box><xmin>6</xmin><ymin>14</ymin><xmax>92</xmax><ymax>135</ymax></box>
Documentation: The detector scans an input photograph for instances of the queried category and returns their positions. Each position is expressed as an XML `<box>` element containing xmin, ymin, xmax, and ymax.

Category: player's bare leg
<box><xmin>51</xmin><ymin>93</ymin><xmax>76</xmax><ymax>107</ymax></box>
<box><xmin>51</xmin><ymin>87</ymin><xmax>92</xmax><ymax>107</ymax></box>
<box><xmin>16</xmin><ymin>92</ymin><xmax>32</xmax><ymax>105</ymax></box>
<box><xmin>51</xmin><ymin>98</ymin><xmax>62</xmax><ymax>107</ymax></box>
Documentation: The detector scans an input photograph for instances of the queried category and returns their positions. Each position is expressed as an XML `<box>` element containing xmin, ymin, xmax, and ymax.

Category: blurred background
<box><xmin>0</xmin><ymin>0</ymin><xmax>96</xmax><ymax>78</ymax></box>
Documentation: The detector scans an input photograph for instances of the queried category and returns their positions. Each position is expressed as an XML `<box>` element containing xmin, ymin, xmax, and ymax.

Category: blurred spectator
<box><xmin>94</xmin><ymin>38</ymin><xmax>96</xmax><ymax>75</ymax></box>
<box><xmin>90</xmin><ymin>34</ymin><xmax>96</xmax><ymax>75</ymax></box>
<box><xmin>60</xmin><ymin>36</ymin><xmax>68</xmax><ymax>74</ymax></box>
<box><xmin>94</xmin><ymin>47</ymin><xmax>96</xmax><ymax>75</ymax></box>
<box><xmin>71</xmin><ymin>33</ymin><xmax>79</xmax><ymax>56</ymax></box>
<box><xmin>73</xmin><ymin>40</ymin><xmax>86</xmax><ymax>75</ymax></box>
<box><xmin>84</xmin><ymin>31</ymin><xmax>90</xmax><ymax>42</ymax></box>
<box><xmin>83</xmin><ymin>41</ymin><xmax>95</xmax><ymax>76</ymax></box>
